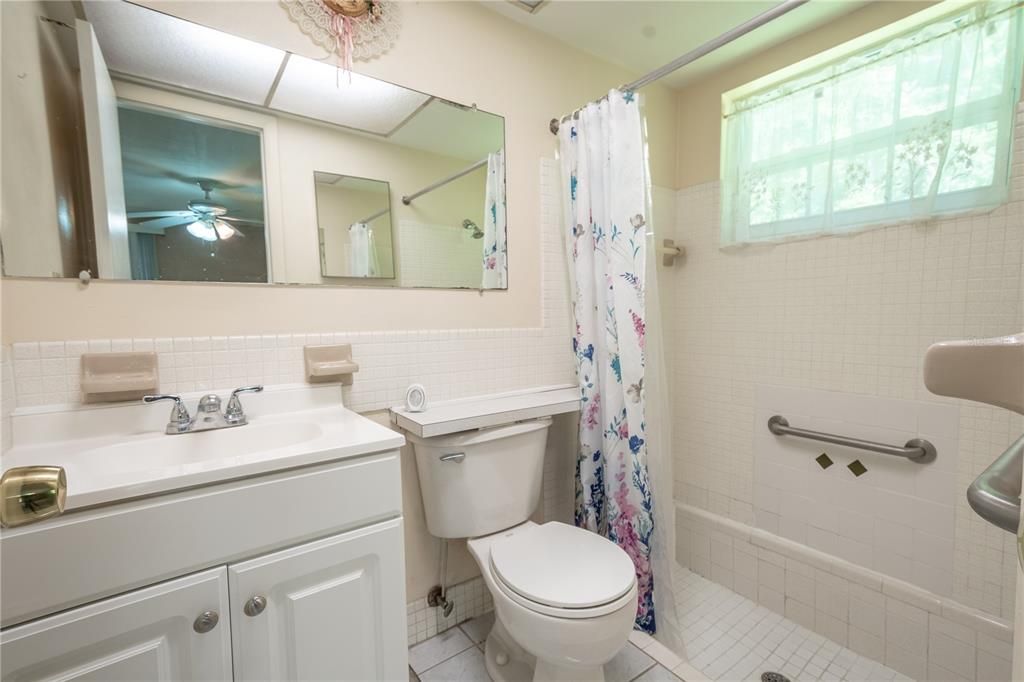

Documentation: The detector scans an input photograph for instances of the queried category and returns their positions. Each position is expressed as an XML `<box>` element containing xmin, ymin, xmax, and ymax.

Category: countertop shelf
<box><xmin>390</xmin><ymin>385</ymin><xmax>580</xmax><ymax>438</ymax></box>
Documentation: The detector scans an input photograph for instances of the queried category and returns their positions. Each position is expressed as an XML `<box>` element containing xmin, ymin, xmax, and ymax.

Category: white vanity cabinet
<box><xmin>229</xmin><ymin>518</ymin><xmax>407</xmax><ymax>681</ymax></box>
<box><xmin>1</xmin><ymin>568</ymin><xmax>233</xmax><ymax>681</ymax></box>
<box><xmin>2</xmin><ymin>518</ymin><xmax>407</xmax><ymax>682</ymax></box>
<box><xmin>0</xmin><ymin>394</ymin><xmax>410</xmax><ymax>682</ymax></box>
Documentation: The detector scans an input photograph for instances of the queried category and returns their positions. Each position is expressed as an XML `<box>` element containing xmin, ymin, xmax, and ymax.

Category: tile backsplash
<box><xmin>9</xmin><ymin>328</ymin><xmax>570</xmax><ymax>414</ymax></box>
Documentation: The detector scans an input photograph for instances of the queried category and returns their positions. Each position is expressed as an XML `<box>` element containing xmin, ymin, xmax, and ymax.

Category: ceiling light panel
<box><xmin>507</xmin><ymin>0</ymin><xmax>548</xmax><ymax>14</ymax></box>
<box><xmin>270</xmin><ymin>55</ymin><xmax>430</xmax><ymax>135</ymax></box>
<box><xmin>84</xmin><ymin>1</ymin><xmax>285</xmax><ymax>106</ymax></box>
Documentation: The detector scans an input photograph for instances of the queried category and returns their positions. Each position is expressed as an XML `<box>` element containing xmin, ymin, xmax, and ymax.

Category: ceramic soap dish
<box><xmin>80</xmin><ymin>352</ymin><xmax>158</xmax><ymax>402</ymax></box>
<box><xmin>305</xmin><ymin>344</ymin><xmax>359</xmax><ymax>385</ymax></box>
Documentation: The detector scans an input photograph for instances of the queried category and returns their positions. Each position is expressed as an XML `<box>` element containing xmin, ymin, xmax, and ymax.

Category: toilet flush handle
<box><xmin>439</xmin><ymin>452</ymin><xmax>465</xmax><ymax>463</ymax></box>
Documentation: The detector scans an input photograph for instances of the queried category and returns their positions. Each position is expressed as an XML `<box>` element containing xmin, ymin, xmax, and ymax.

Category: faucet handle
<box><xmin>225</xmin><ymin>385</ymin><xmax>263</xmax><ymax>425</ymax></box>
<box><xmin>143</xmin><ymin>394</ymin><xmax>191</xmax><ymax>434</ymax></box>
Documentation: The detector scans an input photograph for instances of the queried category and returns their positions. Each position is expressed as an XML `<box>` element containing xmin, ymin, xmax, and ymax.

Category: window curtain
<box><xmin>482</xmin><ymin>148</ymin><xmax>507</xmax><ymax>288</ymax></box>
<box><xmin>348</xmin><ymin>222</ymin><xmax>378</xmax><ymax>277</ymax></box>
<box><xmin>128</xmin><ymin>232</ymin><xmax>159</xmax><ymax>280</ymax></box>
<box><xmin>558</xmin><ymin>90</ymin><xmax>667</xmax><ymax>635</ymax></box>
<box><xmin>722</xmin><ymin>1</ymin><xmax>1024</xmax><ymax>246</ymax></box>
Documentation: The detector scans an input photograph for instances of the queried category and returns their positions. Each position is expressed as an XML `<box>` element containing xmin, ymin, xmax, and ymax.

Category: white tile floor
<box><xmin>673</xmin><ymin>568</ymin><xmax>910</xmax><ymax>682</ymax></box>
<box><xmin>406</xmin><ymin>566</ymin><xmax>913</xmax><ymax>682</ymax></box>
<box><xmin>407</xmin><ymin>611</ymin><xmax>687</xmax><ymax>681</ymax></box>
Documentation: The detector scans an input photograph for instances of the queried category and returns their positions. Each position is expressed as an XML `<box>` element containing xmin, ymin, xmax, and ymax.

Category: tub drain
<box><xmin>761</xmin><ymin>673</ymin><xmax>790</xmax><ymax>682</ymax></box>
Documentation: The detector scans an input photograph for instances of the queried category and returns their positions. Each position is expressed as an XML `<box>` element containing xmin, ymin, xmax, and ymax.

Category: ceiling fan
<box><xmin>127</xmin><ymin>180</ymin><xmax>262</xmax><ymax>242</ymax></box>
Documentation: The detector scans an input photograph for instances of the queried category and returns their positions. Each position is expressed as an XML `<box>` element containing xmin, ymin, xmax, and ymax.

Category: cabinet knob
<box><xmin>193</xmin><ymin>610</ymin><xmax>219</xmax><ymax>634</ymax></box>
<box><xmin>244</xmin><ymin>595</ymin><xmax>267</xmax><ymax>617</ymax></box>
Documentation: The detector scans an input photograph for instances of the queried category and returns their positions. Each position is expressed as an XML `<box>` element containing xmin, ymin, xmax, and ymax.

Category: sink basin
<box><xmin>0</xmin><ymin>385</ymin><xmax>405</xmax><ymax>511</ymax></box>
<box><xmin>82</xmin><ymin>420</ymin><xmax>324</xmax><ymax>471</ymax></box>
<box><xmin>924</xmin><ymin>333</ymin><xmax>1024</xmax><ymax>414</ymax></box>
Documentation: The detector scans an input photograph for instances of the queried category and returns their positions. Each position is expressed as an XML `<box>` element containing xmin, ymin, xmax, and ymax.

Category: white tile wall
<box><xmin>669</xmin><ymin>101</ymin><xmax>1024</xmax><ymax>619</ymax></box>
<box><xmin>754</xmin><ymin>385</ymin><xmax>960</xmax><ymax>598</ymax></box>
<box><xmin>676</xmin><ymin>503</ymin><xmax>1014</xmax><ymax>681</ymax></box>
<box><xmin>406</xmin><ymin>575</ymin><xmax>494</xmax><ymax>647</ymax></box>
<box><xmin>398</xmin><ymin>219</ymin><xmax>485</xmax><ymax>289</ymax></box>
<box><xmin>1</xmin><ymin>345</ymin><xmax>12</xmax><ymax>451</ymax></box>
<box><xmin>8</xmin><ymin>329</ymin><xmax>570</xmax><ymax>414</ymax></box>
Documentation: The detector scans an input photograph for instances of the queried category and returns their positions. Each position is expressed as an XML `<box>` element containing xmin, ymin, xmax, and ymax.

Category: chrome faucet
<box><xmin>143</xmin><ymin>386</ymin><xmax>264</xmax><ymax>435</ymax></box>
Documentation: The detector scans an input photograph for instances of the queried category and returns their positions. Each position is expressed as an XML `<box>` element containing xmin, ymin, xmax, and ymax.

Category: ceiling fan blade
<box><xmin>135</xmin><ymin>215</ymin><xmax>197</xmax><ymax>230</ymax></box>
<box><xmin>127</xmin><ymin>210</ymin><xmax>195</xmax><ymax>219</ymax></box>
<box><xmin>219</xmin><ymin>216</ymin><xmax>264</xmax><ymax>226</ymax></box>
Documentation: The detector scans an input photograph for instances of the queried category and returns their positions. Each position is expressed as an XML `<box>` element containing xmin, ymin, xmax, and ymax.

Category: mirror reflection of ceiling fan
<box><xmin>126</xmin><ymin>180</ymin><xmax>262</xmax><ymax>242</ymax></box>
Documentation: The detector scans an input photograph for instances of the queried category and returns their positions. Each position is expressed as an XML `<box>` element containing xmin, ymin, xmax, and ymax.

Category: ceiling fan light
<box><xmin>187</xmin><ymin>220</ymin><xmax>217</xmax><ymax>242</ymax></box>
<box><xmin>214</xmin><ymin>220</ymin><xmax>236</xmax><ymax>240</ymax></box>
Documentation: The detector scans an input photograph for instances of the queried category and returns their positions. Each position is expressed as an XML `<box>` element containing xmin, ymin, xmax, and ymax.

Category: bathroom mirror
<box><xmin>0</xmin><ymin>0</ymin><xmax>508</xmax><ymax>289</ymax></box>
<box><xmin>314</xmin><ymin>173</ymin><xmax>395</xmax><ymax>280</ymax></box>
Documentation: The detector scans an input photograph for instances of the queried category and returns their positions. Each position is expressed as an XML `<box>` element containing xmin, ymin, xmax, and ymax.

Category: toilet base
<box><xmin>483</xmin><ymin>617</ymin><xmax>606</xmax><ymax>682</ymax></box>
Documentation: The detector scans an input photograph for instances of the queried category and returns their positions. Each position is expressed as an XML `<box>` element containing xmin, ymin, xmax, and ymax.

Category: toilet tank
<box><xmin>407</xmin><ymin>417</ymin><xmax>552</xmax><ymax>538</ymax></box>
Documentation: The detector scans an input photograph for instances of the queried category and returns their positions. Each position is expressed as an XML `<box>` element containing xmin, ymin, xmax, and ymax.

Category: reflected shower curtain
<box><xmin>481</xmin><ymin>149</ymin><xmax>507</xmax><ymax>288</ymax></box>
<box><xmin>557</xmin><ymin>90</ymin><xmax>677</xmax><ymax>639</ymax></box>
<box><xmin>348</xmin><ymin>222</ymin><xmax>378</xmax><ymax>277</ymax></box>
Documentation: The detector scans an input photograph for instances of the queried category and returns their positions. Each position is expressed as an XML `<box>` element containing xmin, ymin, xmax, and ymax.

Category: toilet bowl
<box><xmin>468</xmin><ymin>521</ymin><xmax>638</xmax><ymax>682</ymax></box>
<box><xmin>404</xmin><ymin>418</ymin><xmax>639</xmax><ymax>682</ymax></box>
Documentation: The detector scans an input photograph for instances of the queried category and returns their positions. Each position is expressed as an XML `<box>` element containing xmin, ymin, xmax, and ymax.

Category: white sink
<box><xmin>924</xmin><ymin>333</ymin><xmax>1024</xmax><ymax>414</ymax></box>
<box><xmin>1</xmin><ymin>385</ymin><xmax>405</xmax><ymax>510</ymax></box>
<box><xmin>81</xmin><ymin>420</ymin><xmax>324</xmax><ymax>470</ymax></box>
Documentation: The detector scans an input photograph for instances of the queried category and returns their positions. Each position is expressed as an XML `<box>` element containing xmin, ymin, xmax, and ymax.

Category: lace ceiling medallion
<box><xmin>281</xmin><ymin>0</ymin><xmax>400</xmax><ymax>68</ymax></box>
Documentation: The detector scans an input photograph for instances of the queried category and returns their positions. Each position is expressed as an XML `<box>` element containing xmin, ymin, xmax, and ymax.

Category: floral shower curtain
<box><xmin>557</xmin><ymin>90</ymin><xmax>659</xmax><ymax>633</ymax></box>
<box><xmin>481</xmin><ymin>149</ymin><xmax>507</xmax><ymax>288</ymax></box>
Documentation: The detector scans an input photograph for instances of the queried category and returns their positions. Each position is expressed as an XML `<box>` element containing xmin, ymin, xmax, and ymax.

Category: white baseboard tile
<box><xmin>676</xmin><ymin>502</ymin><xmax>1013</xmax><ymax>682</ymax></box>
<box><xmin>406</xmin><ymin>575</ymin><xmax>493</xmax><ymax>647</ymax></box>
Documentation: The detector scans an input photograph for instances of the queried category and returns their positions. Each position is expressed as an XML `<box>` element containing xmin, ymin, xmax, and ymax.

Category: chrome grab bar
<box><xmin>967</xmin><ymin>434</ymin><xmax>1024</xmax><ymax>534</ymax></box>
<box><xmin>767</xmin><ymin>415</ymin><xmax>937</xmax><ymax>463</ymax></box>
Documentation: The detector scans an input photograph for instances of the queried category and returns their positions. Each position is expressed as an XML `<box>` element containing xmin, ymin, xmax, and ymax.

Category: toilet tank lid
<box><xmin>490</xmin><ymin>522</ymin><xmax>636</xmax><ymax>610</ymax></box>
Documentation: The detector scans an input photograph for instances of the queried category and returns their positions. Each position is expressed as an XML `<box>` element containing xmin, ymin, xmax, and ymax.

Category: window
<box><xmin>720</xmin><ymin>2</ymin><xmax>1024</xmax><ymax>247</ymax></box>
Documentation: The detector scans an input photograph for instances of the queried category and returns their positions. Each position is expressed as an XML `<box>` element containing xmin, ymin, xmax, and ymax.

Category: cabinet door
<box><xmin>229</xmin><ymin>518</ymin><xmax>408</xmax><ymax>681</ymax></box>
<box><xmin>1</xmin><ymin>567</ymin><xmax>232</xmax><ymax>681</ymax></box>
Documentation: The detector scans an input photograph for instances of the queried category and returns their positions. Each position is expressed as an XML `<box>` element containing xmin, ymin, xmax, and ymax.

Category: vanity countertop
<box><xmin>2</xmin><ymin>386</ymin><xmax>405</xmax><ymax>510</ymax></box>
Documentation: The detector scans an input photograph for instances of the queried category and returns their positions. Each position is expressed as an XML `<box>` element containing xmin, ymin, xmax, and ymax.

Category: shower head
<box><xmin>462</xmin><ymin>219</ymin><xmax>484</xmax><ymax>239</ymax></box>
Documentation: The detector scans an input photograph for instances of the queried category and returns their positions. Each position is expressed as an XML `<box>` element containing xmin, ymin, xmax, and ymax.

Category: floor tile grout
<box><xmin>409</xmin><ymin>565</ymin><xmax>903</xmax><ymax>681</ymax></box>
<box><xmin>409</xmin><ymin>627</ymin><xmax>478</xmax><ymax>677</ymax></box>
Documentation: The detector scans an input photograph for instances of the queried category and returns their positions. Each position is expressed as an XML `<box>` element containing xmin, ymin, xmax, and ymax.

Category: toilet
<box><xmin>406</xmin><ymin>417</ymin><xmax>638</xmax><ymax>682</ymax></box>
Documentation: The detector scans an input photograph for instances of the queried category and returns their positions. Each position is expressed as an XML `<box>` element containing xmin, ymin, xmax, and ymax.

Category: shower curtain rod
<box><xmin>402</xmin><ymin>157</ymin><xmax>488</xmax><ymax>205</ymax></box>
<box><xmin>355</xmin><ymin>207</ymin><xmax>390</xmax><ymax>224</ymax></box>
<box><xmin>548</xmin><ymin>0</ymin><xmax>809</xmax><ymax>135</ymax></box>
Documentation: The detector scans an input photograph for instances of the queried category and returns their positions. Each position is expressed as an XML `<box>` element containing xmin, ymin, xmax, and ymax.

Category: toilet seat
<box><xmin>489</xmin><ymin>522</ymin><xmax>637</xmax><ymax>619</ymax></box>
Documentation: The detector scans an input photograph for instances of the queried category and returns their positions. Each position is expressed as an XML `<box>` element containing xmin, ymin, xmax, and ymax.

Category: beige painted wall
<box><xmin>673</xmin><ymin>1</ymin><xmax>935</xmax><ymax>189</ymax></box>
<box><xmin>2</xmin><ymin>0</ymin><xmax>676</xmax><ymax>342</ymax></box>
